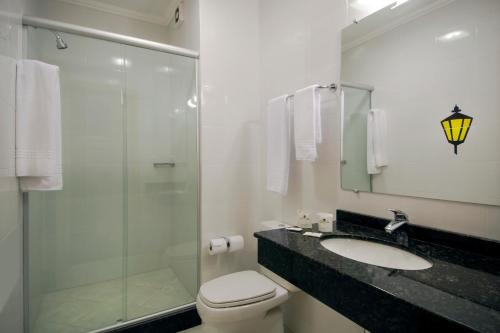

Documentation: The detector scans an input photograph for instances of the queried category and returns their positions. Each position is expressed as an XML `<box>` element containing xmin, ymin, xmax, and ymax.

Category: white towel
<box><xmin>266</xmin><ymin>95</ymin><xmax>291</xmax><ymax>195</ymax></box>
<box><xmin>367</xmin><ymin>108</ymin><xmax>388</xmax><ymax>175</ymax></box>
<box><xmin>293</xmin><ymin>85</ymin><xmax>321</xmax><ymax>161</ymax></box>
<box><xmin>16</xmin><ymin>60</ymin><xmax>63</xmax><ymax>191</ymax></box>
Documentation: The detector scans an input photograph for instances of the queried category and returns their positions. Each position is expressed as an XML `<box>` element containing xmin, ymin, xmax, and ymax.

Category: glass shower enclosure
<box><xmin>24</xmin><ymin>25</ymin><xmax>199</xmax><ymax>333</ymax></box>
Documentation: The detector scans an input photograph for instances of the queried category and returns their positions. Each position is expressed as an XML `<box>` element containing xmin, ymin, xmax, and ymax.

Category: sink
<box><xmin>320</xmin><ymin>238</ymin><xmax>432</xmax><ymax>270</ymax></box>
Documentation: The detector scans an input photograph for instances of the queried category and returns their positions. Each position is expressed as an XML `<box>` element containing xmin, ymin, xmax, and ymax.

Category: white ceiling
<box><xmin>58</xmin><ymin>0</ymin><xmax>180</xmax><ymax>26</ymax></box>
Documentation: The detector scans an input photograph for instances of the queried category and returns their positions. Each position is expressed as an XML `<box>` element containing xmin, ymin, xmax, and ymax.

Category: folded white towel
<box><xmin>367</xmin><ymin>108</ymin><xmax>388</xmax><ymax>175</ymax></box>
<box><xmin>0</xmin><ymin>55</ymin><xmax>17</xmax><ymax>179</ymax></box>
<box><xmin>294</xmin><ymin>85</ymin><xmax>321</xmax><ymax>161</ymax></box>
<box><xmin>16</xmin><ymin>60</ymin><xmax>63</xmax><ymax>191</ymax></box>
<box><xmin>266</xmin><ymin>95</ymin><xmax>291</xmax><ymax>195</ymax></box>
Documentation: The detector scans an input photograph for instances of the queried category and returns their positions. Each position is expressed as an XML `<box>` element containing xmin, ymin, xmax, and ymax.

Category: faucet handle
<box><xmin>387</xmin><ymin>209</ymin><xmax>408</xmax><ymax>221</ymax></box>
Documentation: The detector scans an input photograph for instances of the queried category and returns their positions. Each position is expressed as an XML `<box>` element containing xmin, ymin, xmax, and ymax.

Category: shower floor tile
<box><xmin>32</xmin><ymin>268</ymin><xmax>195</xmax><ymax>333</ymax></box>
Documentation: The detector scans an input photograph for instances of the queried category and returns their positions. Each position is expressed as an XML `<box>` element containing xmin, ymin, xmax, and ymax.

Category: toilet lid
<box><xmin>199</xmin><ymin>270</ymin><xmax>277</xmax><ymax>308</ymax></box>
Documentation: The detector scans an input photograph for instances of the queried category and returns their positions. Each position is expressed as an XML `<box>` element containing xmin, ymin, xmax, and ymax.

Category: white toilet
<box><xmin>196</xmin><ymin>221</ymin><xmax>299</xmax><ymax>333</ymax></box>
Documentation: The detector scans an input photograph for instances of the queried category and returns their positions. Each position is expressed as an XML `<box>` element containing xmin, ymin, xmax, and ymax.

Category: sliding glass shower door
<box><xmin>25</xmin><ymin>27</ymin><xmax>198</xmax><ymax>333</ymax></box>
<box><xmin>124</xmin><ymin>41</ymin><xmax>198</xmax><ymax>321</ymax></box>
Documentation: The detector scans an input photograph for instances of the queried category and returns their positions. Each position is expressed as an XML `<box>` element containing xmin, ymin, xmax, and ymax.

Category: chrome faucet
<box><xmin>385</xmin><ymin>209</ymin><xmax>409</xmax><ymax>234</ymax></box>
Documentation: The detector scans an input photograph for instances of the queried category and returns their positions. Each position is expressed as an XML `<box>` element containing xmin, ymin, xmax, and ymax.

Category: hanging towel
<box><xmin>367</xmin><ymin>108</ymin><xmax>388</xmax><ymax>175</ymax></box>
<box><xmin>16</xmin><ymin>59</ymin><xmax>63</xmax><ymax>191</ymax></box>
<box><xmin>293</xmin><ymin>85</ymin><xmax>321</xmax><ymax>161</ymax></box>
<box><xmin>266</xmin><ymin>95</ymin><xmax>291</xmax><ymax>195</ymax></box>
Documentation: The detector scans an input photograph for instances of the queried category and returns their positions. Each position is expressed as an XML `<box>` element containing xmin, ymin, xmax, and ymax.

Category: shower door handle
<box><xmin>153</xmin><ymin>162</ymin><xmax>176</xmax><ymax>168</ymax></box>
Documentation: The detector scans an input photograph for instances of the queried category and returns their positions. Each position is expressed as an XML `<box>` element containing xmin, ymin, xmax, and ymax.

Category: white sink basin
<box><xmin>320</xmin><ymin>238</ymin><xmax>432</xmax><ymax>270</ymax></box>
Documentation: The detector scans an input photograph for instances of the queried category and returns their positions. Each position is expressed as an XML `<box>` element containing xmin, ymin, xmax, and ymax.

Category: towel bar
<box><xmin>285</xmin><ymin>83</ymin><xmax>337</xmax><ymax>101</ymax></box>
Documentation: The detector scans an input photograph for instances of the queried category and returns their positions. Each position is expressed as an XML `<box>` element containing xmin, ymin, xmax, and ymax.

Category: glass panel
<box><xmin>124</xmin><ymin>44</ymin><xmax>198</xmax><ymax>320</ymax></box>
<box><xmin>25</xmin><ymin>26</ymin><xmax>199</xmax><ymax>333</ymax></box>
<box><xmin>341</xmin><ymin>86</ymin><xmax>372</xmax><ymax>192</ymax></box>
<box><xmin>26</xmin><ymin>27</ymin><xmax>126</xmax><ymax>333</ymax></box>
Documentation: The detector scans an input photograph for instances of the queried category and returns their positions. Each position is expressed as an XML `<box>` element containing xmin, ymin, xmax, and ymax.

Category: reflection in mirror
<box><xmin>340</xmin><ymin>0</ymin><xmax>500</xmax><ymax>205</ymax></box>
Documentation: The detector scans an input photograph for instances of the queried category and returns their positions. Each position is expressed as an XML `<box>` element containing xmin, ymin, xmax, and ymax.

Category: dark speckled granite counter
<box><xmin>254</xmin><ymin>210</ymin><xmax>500</xmax><ymax>333</ymax></box>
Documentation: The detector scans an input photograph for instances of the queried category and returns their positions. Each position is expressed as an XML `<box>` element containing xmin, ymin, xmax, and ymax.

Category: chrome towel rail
<box><xmin>285</xmin><ymin>83</ymin><xmax>337</xmax><ymax>101</ymax></box>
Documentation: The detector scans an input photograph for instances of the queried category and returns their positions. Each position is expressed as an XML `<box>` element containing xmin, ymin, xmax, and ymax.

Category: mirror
<box><xmin>340</xmin><ymin>0</ymin><xmax>500</xmax><ymax>206</ymax></box>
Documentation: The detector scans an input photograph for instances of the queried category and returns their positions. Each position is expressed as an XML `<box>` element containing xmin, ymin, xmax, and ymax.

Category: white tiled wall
<box><xmin>197</xmin><ymin>0</ymin><xmax>364</xmax><ymax>331</ymax></box>
<box><xmin>258</xmin><ymin>0</ymin><xmax>345</xmax><ymax>225</ymax></box>
<box><xmin>0</xmin><ymin>0</ymin><xmax>24</xmax><ymax>332</ymax></box>
<box><xmin>199</xmin><ymin>0</ymin><xmax>262</xmax><ymax>283</ymax></box>
<box><xmin>257</xmin><ymin>1</ymin><xmax>365</xmax><ymax>332</ymax></box>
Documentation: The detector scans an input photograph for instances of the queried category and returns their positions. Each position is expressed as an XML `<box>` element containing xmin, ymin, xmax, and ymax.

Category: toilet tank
<box><xmin>257</xmin><ymin>221</ymin><xmax>301</xmax><ymax>293</ymax></box>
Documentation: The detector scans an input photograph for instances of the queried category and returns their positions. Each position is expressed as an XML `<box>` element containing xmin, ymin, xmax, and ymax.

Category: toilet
<box><xmin>196</xmin><ymin>221</ymin><xmax>300</xmax><ymax>333</ymax></box>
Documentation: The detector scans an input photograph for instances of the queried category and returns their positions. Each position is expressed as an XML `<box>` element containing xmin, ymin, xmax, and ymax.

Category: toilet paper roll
<box><xmin>226</xmin><ymin>235</ymin><xmax>244</xmax><ymax>253</ymax></box>
<box><xmin>209</xmin><ymin>238</ymin><xmax>228</xmax><ymax>255</ymax></box>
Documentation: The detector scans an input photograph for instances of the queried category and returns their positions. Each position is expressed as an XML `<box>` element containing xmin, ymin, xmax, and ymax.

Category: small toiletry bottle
<box><xmin>317</xmin><ymin>212</ymin><xmax>334</xmax><ymax>233</ymax></box>
<box><xmin>297</xmin><ymin>210</ymin><xmax>312</xmax><ymax>229</ymax></box>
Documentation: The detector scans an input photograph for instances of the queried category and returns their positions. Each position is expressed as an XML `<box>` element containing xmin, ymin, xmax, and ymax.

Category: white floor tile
<box><xmin>31</xmin><ymin>268</ymin><xmax>195</xmax><ymax>333</ymax></box>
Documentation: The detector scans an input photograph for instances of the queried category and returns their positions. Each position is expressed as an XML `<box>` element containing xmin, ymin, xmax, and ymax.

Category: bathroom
<box><xmin>0</xmin><ymin>0</ymin><xmax>499</xmax><ymax>332</ymax></box>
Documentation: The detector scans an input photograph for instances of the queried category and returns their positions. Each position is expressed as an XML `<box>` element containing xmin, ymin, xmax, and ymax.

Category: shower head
<box><xmin>55</xmin><ymin>33</ymin><xmax>68</xmax><ymax>49</ymax></box>
<box><xmin>52</xmin><ymin>31</ymin><xmax>68</xmax><ymax>49</ymax></box>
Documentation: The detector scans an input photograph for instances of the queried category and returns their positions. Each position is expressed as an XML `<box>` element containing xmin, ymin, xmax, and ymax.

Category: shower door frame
<box><xmin>21</xmin><ymin>16</ymin><xmax>201</xmax><ymax>333</ymax></box>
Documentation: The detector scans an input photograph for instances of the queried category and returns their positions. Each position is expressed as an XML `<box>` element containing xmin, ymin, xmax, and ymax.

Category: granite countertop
<box><xmin>254</xmin><ymin>211</ymin><xmax>500</xmax><ymax>333</ymax></box>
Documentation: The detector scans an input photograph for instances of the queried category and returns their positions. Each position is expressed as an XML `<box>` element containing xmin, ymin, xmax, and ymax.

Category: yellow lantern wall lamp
<box><xmin>440</xmin><ymin>105</ymin><xmax>473</xmax><ymax>155</ymax></box>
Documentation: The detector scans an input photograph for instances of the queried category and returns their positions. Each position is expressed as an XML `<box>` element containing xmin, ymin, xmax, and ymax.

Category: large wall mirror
<box><xmin>340</xmin><ymin>0</ymin><xmax>500</xmax><ymax>206</ymax></box>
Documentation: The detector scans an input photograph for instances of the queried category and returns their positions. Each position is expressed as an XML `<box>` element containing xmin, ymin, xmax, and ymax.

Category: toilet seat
<box><xmin>199</xmin><ymin>270</ymin><xmax>277</xmax><ymax>308</ymax></box>
<box><xmin>196</xmin><ymin>270</ymin><xmax>289</xmax><ymax>324</ymax></box>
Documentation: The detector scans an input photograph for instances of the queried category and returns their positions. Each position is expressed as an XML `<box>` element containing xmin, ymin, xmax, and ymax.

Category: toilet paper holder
<box><xmin>209</xmin><ymin>237</ymin><xmax>230</xmax><ymax>251</ymax></box>
<box><xmin>209</xmin><ymin>235</ymin><xmax>244</xmax><ymax>255</ymax></box>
